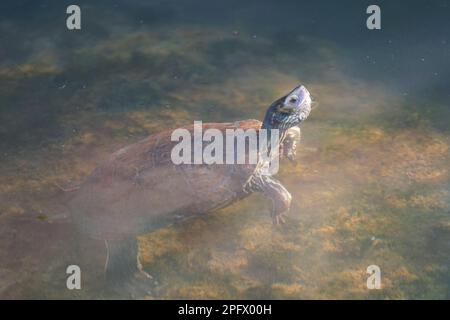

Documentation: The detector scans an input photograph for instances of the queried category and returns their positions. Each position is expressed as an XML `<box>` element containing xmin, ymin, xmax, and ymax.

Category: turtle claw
<box><xmin>137</xmin><ymin>268</ymin><xmax>153</xmax><ymax>280</ymax></box>
<box><xmin>287</xmin><ymin>153</ymin><xmax>298</xmax><ymax>165</ymax></box>
<box><xmin>272</xmin><ymin>212</ymin><xmax>287</xmax><ymax>225</ymax></box>
<box><xmin>123</xmin><ymin>272</ymin><xmax>155</xmax><ymax>299</ymax></box>
<box><xmin>137</xmin><ymin>255</ymin><xmax>153</xmax><ymax>279</ymax></box>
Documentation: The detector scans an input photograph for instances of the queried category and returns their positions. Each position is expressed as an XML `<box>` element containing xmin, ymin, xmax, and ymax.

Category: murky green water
<box><xmin>0</xmin><ymin>0</ymin><xmax>449</xmax><ymax>299</ymax></box>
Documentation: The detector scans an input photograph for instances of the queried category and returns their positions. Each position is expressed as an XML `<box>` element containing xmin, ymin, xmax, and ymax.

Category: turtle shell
<box><xmin>68</xmin><ymin>119</ymin><xmax>262</xmax><ymax>240</ymax></box>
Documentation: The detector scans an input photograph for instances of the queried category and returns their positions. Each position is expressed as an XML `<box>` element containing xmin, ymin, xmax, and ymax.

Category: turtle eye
<box><xmin>288</xmin><ymin>95</ymin><xmax>299</xmax><ymax>104</ymax></box>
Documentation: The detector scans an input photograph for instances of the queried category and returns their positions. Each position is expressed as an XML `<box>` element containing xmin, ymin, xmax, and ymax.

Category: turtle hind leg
<box><xmin>244</xmin><ymin>174</ymin><xmax>292</xmax><ymax>225</ymax></box>
<box><xmin>104</xmin><ymin>237</ymin><xmax>137</xmax><ymax>282</ymax></box>
<box><xmin>104</xmin><ymin>237</ymin><xmax>154</xmax><ymax>298</ymax></box>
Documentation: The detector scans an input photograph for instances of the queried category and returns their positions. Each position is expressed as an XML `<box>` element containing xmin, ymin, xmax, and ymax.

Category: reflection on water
<box><xmin>0</xmin><ymin>0</ymin><xmax>449</xmax><ymax>299</ymax></box>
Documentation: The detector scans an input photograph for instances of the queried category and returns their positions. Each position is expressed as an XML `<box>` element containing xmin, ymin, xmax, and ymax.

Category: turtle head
<box><xmin>262</xmin><ymin>85</ymin><xmax>312</xmax><ymax>130</ymax></box>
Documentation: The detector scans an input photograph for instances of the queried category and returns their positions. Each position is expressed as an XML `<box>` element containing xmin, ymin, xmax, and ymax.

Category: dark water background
<box><xmin>0</xmin><ymin>0</ymin><xmax>449</xmax><ymax>299</ymax></box>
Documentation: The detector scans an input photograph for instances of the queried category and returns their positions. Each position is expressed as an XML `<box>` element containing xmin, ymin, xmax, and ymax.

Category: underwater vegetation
<box><xmin>0</xmin><ymin>0</ymin><xmax>449</xmax><ymax>299</ymax></box>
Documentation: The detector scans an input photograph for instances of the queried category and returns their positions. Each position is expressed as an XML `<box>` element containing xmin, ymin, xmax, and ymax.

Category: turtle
<box><xmin>67</xmin><ymin>85</ymin><xmax>313</xmax><ymax>291</ymax></box>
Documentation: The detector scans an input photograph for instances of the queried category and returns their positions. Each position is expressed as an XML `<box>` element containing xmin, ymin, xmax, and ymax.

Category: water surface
<box><xmin>0</xmin><ymin>0</ymin><xmax>449</xmax><ymax>299</ymax></box>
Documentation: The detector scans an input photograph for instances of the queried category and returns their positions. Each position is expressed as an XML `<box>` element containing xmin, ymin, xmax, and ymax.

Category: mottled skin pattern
<box><xmin>67</xmin><ymin>85</ymin><xmax>312</xmax><ymax>291</ymax></box>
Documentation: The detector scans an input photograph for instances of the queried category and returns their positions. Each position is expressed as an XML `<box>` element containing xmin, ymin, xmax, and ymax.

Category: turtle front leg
<box><xmin>244</xmin><ymin>174</ymin><xmax>292</xmax><ymax>225</ymax></box>
<box><xmin>281</xmin><ymin>126</ymin><xmax>301</xmax><ymax>163</ymax></box>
